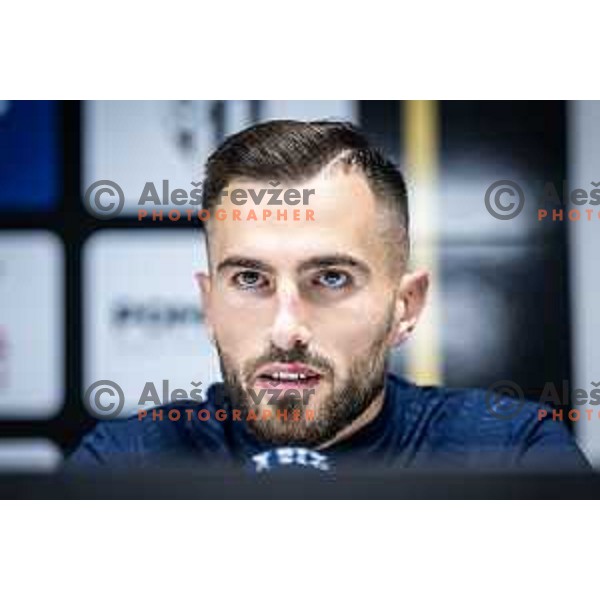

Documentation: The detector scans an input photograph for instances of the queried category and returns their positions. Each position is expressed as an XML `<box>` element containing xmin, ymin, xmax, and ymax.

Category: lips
<box><xmin>253</xmin><ymin>362</ymin><xmax>323</xmax><ymax>390</ymax></box>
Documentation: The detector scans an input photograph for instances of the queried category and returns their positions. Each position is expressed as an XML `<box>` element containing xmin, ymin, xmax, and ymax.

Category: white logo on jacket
<box><xmin>251</xmin><ymin>447</ymin><xmax>330</xmax><ymax>472</ymax></box>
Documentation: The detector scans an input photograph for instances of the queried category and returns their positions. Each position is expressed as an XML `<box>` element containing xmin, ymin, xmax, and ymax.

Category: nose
<box><xmin>269</xmin><ymin>282</ymin><xmax>312</xmax><ymax>351</ymax></box>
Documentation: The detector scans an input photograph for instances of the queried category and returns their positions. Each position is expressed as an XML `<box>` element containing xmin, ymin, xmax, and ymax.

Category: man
<box><xmin>70</xmin><ymin>120</ymin><xmax>588</xmax><ymax>472</ymax></box>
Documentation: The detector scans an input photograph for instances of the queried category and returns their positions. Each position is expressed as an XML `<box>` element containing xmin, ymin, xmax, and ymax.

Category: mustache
<box><xmin>243</xmin><ymin>344</ymin><xmax>334</xmax><ymax>380</ymax></box>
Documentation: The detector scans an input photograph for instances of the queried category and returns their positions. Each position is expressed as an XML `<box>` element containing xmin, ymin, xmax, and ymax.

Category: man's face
<box><xmin>198</xmin><ymin>168</ymin><xmax>427</xmax><ymax>446</ymax></box>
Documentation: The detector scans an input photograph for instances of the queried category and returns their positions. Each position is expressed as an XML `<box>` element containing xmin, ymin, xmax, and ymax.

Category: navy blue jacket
<box><xmin>68</xmin><ymin>374</ymin><xmax>588</xmax><ymax>472</ymax></box>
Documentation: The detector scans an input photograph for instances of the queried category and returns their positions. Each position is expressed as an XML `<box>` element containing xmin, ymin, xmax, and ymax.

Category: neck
<box><xmin>316</xmin><ymin>390</ymin><xmax>385</xmax><ymax>451</ymax></box>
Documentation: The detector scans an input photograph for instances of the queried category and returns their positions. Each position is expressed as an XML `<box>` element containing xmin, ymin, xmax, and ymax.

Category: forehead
<box><xmin>207</xmin><ymin>169</ymin><xmax>388</xmax><ymax>270</ymax></box>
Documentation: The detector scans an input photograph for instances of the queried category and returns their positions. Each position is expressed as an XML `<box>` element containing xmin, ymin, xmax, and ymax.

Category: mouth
<box><xmin>252</xmin><ymin>362</ymin><xmax>324</xmax><ymax>391</ymax></box>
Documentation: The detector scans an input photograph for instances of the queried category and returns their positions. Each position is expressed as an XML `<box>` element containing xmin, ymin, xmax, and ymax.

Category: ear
<box><xmin>389</xmin><ymin>269</ymin><xmax>430</xmax><ymax>347</ymax></box>
<box><xmin>194</xmin><ymin>271</ymin><xmax>215</xmax><ymax>339</ymax></box>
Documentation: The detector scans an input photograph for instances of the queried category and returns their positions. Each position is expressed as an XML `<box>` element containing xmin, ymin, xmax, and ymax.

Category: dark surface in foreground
<box><xmin>2</xmin><ymin>469</ymin><xmax>600</xmax><ymax>499</ymax></box>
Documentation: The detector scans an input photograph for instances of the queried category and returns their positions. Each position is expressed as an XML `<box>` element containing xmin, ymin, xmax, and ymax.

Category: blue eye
<box><xmin>233</xmin><ymin>270</ymin><xmax>267</xmax><ymax>289</ymax></box>
<box><xmin>315</xmin><ymin>271</ymin><xmax>350</xmax><ymax>289</ymax></box>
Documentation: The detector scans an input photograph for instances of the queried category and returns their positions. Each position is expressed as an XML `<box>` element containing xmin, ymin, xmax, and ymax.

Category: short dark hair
<box><xmin>202</xmin><ymin>119</ymin><xmax>409</xmax><ymax>255</ymax></box>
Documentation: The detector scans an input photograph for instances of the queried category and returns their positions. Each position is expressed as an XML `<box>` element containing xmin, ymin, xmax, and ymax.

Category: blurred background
<box><xmin>0</xmin><ymin>99</ymin><xmax>598</xmax><ymax>471</ymax></box>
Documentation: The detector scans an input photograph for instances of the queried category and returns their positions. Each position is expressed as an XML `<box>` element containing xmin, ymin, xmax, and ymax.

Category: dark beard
<box><xmin>215</xmin><ymin>309</ymin><xmax>393</xmax><ymax>447</ymax></box>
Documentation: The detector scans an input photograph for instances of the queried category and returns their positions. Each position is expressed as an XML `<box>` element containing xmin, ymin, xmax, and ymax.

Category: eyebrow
<box><xmin>216</xmin><ymin>253</ymin><xmax>370</xmax><ymax>276</ymax></box>
<box><xmin>216</xmin><ymin>256</ymin><xmax>275</xmax><ymax>274</ymax></box>
<box><xmin>297</xmin><ymin>254</ymin><xmax>370</xmax><ymax>275</ymax></box>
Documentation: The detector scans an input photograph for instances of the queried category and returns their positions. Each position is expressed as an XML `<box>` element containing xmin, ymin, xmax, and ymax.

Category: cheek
<box><xmin>210</xmin><ymin>293</ymin><xmax>272</xmax><ymax>358</ymax></box>
<box><xmin>311</xmin><ymin>294</ymin><xmax>393</xmax><ymax>372</ymax></box>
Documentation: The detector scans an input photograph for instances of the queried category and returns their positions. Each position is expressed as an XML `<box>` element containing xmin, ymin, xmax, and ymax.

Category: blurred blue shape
<box><xmin>0</xmin><ymin>100</ymin><xmax>59</xmax><ymax>211</ymax></box>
